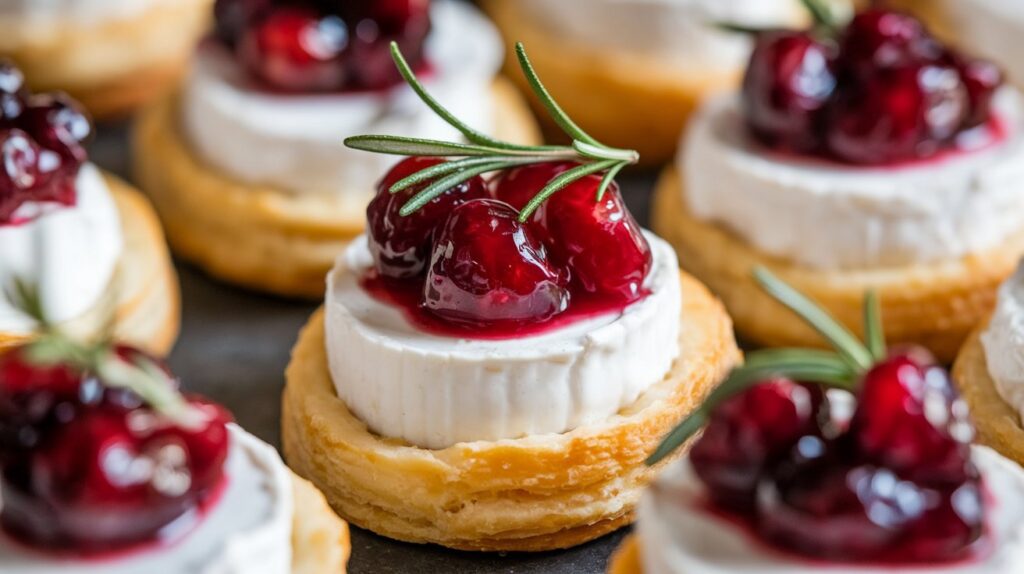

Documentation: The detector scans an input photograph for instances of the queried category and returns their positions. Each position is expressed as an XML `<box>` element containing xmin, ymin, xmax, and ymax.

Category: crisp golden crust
<box><xmin>0</xmin><ymin>173</ymin><xmax>180</xmax><ymax>357</ymax></box>
<box><xmin>952</xmin><ymin>325</ymin><xmax>1024</xmax><ymax>466</ymax></box>
<box><xmin>290</xmin><ymin>472</ymin><xmax>351</xmax><ymax>574</ymax></box>
<box><xmin>608</xmin><ymin>535</ymin><xmax>642</xmax><ymax>574</ymax></box>
<box><xmin>0</xmin><ymin>0</ymin><xmax>211</xmax><ymax>119</ymax></box>
<box><xmin>483</xmin><ymin>0</ymin><xmax>795</xmax><ymax>166</ymax></box>
<box><xmin>281</xmin><ymin>273</ymin><xmax>740</xmax><ymax>551</ymax></box>
<box><xmin>652</xmin><ymin>167</ymin><xmax>1024</xmax><ymax>363</ymax></box>
<box><xmin>132</xmin><ymin>79</ymin><xmax>540</xmax><ymax>299</ymax></box>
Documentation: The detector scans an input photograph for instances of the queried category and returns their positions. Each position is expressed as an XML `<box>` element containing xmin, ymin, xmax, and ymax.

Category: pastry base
<box><xmin>652</xmin><ymin>167</ymin><xmax>1024</xmax><ymax>363</ymax></box>
<box><xmin>0</xmin><ymin>173</ymin><xmax>180</xmax><ymax>357</ymax></box>
<box><xmin>951</xmin><ymin>325</ymin><xmax>1024</xmax><ymax>466</ymax></box>
<box><xmin>290</xmin><ymin>472</ymin><xmax>351</xmax><ymax>574</ymax></box>
<box><xmin>608</xmin><ymin>535</ymin><xmax>642</xmax><ymax>574</ymax></box>
<box><xmin>0</xmin><ymin>0</ymin><xmax>211</xmax><ymax>120</ymax></box>
<box><xmin>281</xmin><ymin>273</ymin><xmax>740</xmax><ymax>551</ymax></box>
<box><xmin>132</xmin><ymin>79</ymin><xmax>540</xmax><ymax>299</ymax></box>
<box><xmin>483</xmin><ymin>0</ymin><xmax>755</xmax><ymax>166</ymax></box>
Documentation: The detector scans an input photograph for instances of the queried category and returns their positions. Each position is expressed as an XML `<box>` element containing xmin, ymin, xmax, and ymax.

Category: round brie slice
<box><xmin>0</xmin><ymin>425</ymin><xmax>294</xmax><ymax>574</ymax></box>
<box><xmin>181</xmin><ymin>0</ymin><xmax>502</xmax><ymax>215</ymax></box>
<box><xmin>0</xmin><ymin>163</ymin><xmax>123</xmax><ymax>333</ymax></box>
<box><xmin>636</xmin><ymin>446</ymin><xmax>1024</xmax><ymax>574</ymax></box>
<box><xmin>982</xmin><ymin>261</ymin><xmax>1024</xmax><ymax>420</ymax></box>
<box><xmin>324</xmin><ymin>233</ymin><xmax>683</xmax><ymax>450</ymax></box>
<box><xmin>681</xmin><ymin>91</ymin><xmax>1024</xmax><ymax>270</ymax></box>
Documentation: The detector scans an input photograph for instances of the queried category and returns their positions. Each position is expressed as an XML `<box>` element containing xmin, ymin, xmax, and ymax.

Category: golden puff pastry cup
<box><xmin>481</xmin><ymin>0</ymin><xmax>809</xmax><ymax>166</ymax></box>
<box><xmin>281</xmin><ymin>273</ymin><xmax>740</xmax><ymax>552</ymax></box>
<box><xmin>289</xmin><ymin>473</ymin><xmax>352</xmax><ymax>574</ymax></box>
<box><xmin>652</xmin><ymin>167</ymin><xmax>1022</xmax><ymax>364</ymax></box>
<box><xmin>0</xmin><ymin>0</ymin><xmax>212</xmax><ymax>120</ymax></box>
<box><xmin>133</xmin><ymin>81</ymin><xmax>539</xmax><ymax>300</ymax></box>
<box><xmin>0</xmin><ymin>173</ymin><xmax>180</xmax><ymax>358</ymax></box>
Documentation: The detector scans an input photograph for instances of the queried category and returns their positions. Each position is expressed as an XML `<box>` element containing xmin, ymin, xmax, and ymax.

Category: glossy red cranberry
<box><xmin>237</xmin><ymin>7</ymin><xmax>349</xmax><ymax>92</ymax></box>
<box><xmin>825</xmin><ymin>62</ymin><xmax>967</xmax><ymax>164</ymax></box>
<box><xmin>850</xmin><ymin>350</ymin><xmax>973</xmax><ymax>486</ymax></box>
<box><xmin>18</xmin><ymin>93</ymin><xmax>92</xmax><ymax>164</ymax></box>
<box><xmin>839</xmin><ymin>10</ymin><xmax>941</xmax><ymax>75</ymax></box>
<box><xmin>423</xmin><ymin>199</ymin><xmax>569</xmax><ymax>327</ymax></box>
<box><xmin>495</xmin><ymin>163</ymin><xmax>652</xmax><ymax>304</ymax></box>
<box><xmin>691</xmin><ymin>379</ymin><xmax>825</xmax><ymax>511</ymax></box>
<box><xmin>213</xmin><ymin>0</ymin><xmax>273</xmax><ymax>48</ymax></box>
<box><xmin>0</xmin><ymin>347</ymin><xmax>85</xmax><ymax>458</ymax></box>
<box><xmin>758</xmin><ymin>462</ymin><xmax>927</xmax><ymax>560</ymax></box>
<box><xmin>367</xmin><ymin>157</ymin><xmax>489</xmax><ymax>279</ymax></box>
<box><xmin>956</xmin><ymin>57</ymin><xmax>1003</xmax><ymax>129</ymax></box>
<box><xmin>902</xmin><ymin>475</ymin><xmax>985</xmax><ymax>561</ymax></box>
<box><xmin>742</xmin><ymin>31</ymin><xmax>836</xmax><ymax>152</ymax></box>
<box><xmin>342</xmin><ymin>0</ymin><xmax>430</xmax><ymax>90</ymax></box>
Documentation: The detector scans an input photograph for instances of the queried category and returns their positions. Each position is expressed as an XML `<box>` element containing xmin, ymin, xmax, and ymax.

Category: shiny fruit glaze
<box><xmin>361</xmin><ymin>161</ymin><xmax>654</xmax><ymax>338</ymax></box>
<box><xmin>0</xmin><ymin>346</ymin><xmax>232</xmax><ymax>554</ymax></box>
<box><xmin>0</xmin><ymin>63</ymin><xmax>91</xmax><ymax>225</ymax></box>
<box><xmin>689</xmin><ymin>349</ymin><xmax>985</xmax><ymax>564</ymax></box>
<box><xmin>742</xmin><ymin>8</ymin><xmax>1004</xmax><ymax>165</ymax></box>
<box><xmin>215</xmin><ymin>0</ymin><xmax>430</xmax><ymax>92</ymax></box>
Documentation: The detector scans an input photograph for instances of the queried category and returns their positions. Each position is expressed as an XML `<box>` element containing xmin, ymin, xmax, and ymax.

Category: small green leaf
<box><xmin>863</xmin><ymin>291</ymin><xmax>885</xmax><ymax>361</ymax></box>
<box><xmin>344</xmin><ymin>135</ymin><xmax>510</xmax><ymax>157</ymax></box>
<box><xmin>518</xmin><ymin>160</ymin><xmax>618</xmax><ymax>221</ymax></box>
<box><xmin>595</xmin><ymin>162</ymin><xmax>626</xmax><ymax>201</ymax></box>
<box><xmin>515</xmin><ymin>43</ymin><xmax>601</xmax><ymax>147</ymax></box>
<box><xmin>799</xmin><ymin>0</ymin><xmax>837</xmax><ymax>30</ymax></box>
<box><xmin>399</xmin><ymin>161</ymin><xmax>514</xmax><ymax>216</ymax></box>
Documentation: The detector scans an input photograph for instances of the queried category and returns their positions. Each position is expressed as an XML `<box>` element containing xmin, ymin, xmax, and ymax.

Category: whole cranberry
<box><xmin>367</xmin><ymin>157</ymin><xmax>489</xmax><ymax>279</ymax></box>
<box><xmin>742</xmin><ymin>31</ymin><xmax>836</xmax><ymax>152</ymax></box>
<box><xmin>237</xmin><ymin>7</ymin><xmax>349</xmax><ymax>92</ymax></box>
<box><xmin>758</xmin><ymin>462</ymin><xmax>927</xmax><ymax>560</ymax></box>
<box><xmin>423</xmin><ymin>199</ymin><xmax>569</xmax><ymax>327</ymax></box>
<box><xmin>825</xmin><ymin>62</ymin><xmax>967</xmax><ymax>164</ymax></box>
<box><xmin>18</xmin><ymin>93</ymin><xmax>92</xmax><ymax>164</ymax></box>
<box><xmin>691</xmin><ymin>379</ymin><xmax>826</xmax><ymax>511</ymax></box>
<box><xmin>343</xmin><ymin>0</ymin><xmax>430</xmax><ymax>90</ymax></box>
<box><xmin>213</xmin><ymin>0</ymin><xmax>273</xmax><ymax>48</ymax></box>
<box><xmin>902</xmin><ymin>475</ymin><xmax>985</xmax><ymax>561</ymax></box>
<box><xmin>0</xmin><ymin>128</ymin><xmax>45</xmax><ymax>215</ymax></box>
<box><xmin>0</xmin><ymin>347</ymin><xmax>85</xmax><ymax>457</ymax></box>
<box><xmin>839</xmin><ymin>9</ymin><xmax>941</xmax><ymax>75</ymax></box>
<box><xmin>495</xmin><ymin>163</ymin><xmax>652</xmax><ymax>305</ymax></box>
<box><xmin>850</xmin><ymin>350</ymin><xmax>973</xmax><ymax>486</ymax></box>
<box><xmin>956</xmin><ymin>57</ymin><xmax>1003</xmax><ymax>129</ymax></box>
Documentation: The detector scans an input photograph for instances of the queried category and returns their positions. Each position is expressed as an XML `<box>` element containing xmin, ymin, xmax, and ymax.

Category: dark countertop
<box><xmin>90</xmin><ymin>121</ymin><xmax>660</xmax><ymax>574</ymax></box>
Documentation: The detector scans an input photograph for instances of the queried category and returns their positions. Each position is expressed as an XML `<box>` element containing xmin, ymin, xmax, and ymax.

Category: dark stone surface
<box><xmin>90</xmin><ymin>121</ymin><xmax>660</xmax><ymax>573</ymax></box>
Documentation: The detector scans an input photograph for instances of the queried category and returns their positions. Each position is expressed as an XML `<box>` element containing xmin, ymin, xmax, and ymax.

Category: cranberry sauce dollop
<box><xmin>742</xmin><ymin>8</ymin><xmax>1006</xmax><ymax>165</ymax></box>
<box><xmin>0</xmin><ymin>345</ymin><xmax>232</xmax><ymax>555</ymax></box>
<box><xmin>214</xmin><ymin>0</ymin><xmax>431</xmax><ymax>92</ymax></box>
<box><xmin>688</xmin><ymin>349</ymin><xmax>986</xmax><ymax>564</ymax></box>
<box><xmin>0</xmin><ymin>61</ymin><xmax>92</xmax><ymax>225</ymax></box>
<box><xmin>361</xmin><ymin>159</ymin><xmax>653</xmax><ymax>338</ymax></box>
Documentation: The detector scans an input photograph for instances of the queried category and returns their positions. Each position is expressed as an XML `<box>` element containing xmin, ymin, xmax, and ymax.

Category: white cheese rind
<box><xmin>637</xmin><ymin>446</ymin><xmax>1024</xmax><ymax>574</ymax></box>
<box><xmin>324</xmin><ymin>233</ymin><xmax>682</xmax><ymax>449</ymax></box>
<box><xmin>981</xmin><ymin>262</ymin><xmax>1024</xmax><ymax>421</ymax></box>
<box><xmin>181</xmin><ymin>0</ymin><xmax>501</xmax><ymax>217</ymax></box>
<box><xmin>0</xmin><ymin>164</ymin><xmax>123</xmax><ymax>332</ymax></box>
<box><xmin>0</xmin><ymin>425</ymin><xmax>294</xmax><ymax>574</ymax></box>
<box><xmin>681</xmin><ymin>92</ymin><xmax>1024</xmax><ymax>269</ymax></box>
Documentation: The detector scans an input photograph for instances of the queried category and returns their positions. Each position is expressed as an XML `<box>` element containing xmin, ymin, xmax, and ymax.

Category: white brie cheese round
<box><xmin>981</xmin><ymin>261</ymin><xmax>1024</xmax><ymax>420</ymax></box>
<box><xmin>681</xmin><ymin>91</ymin><xmax>1024</xmax><ymax>269</ymax></box>
<box><xmin>182</xmin><ymin>0</ymin><xmax>501</xmax><ymax>220</ymax></box>
<box><xmin>0</xmin><ymin>163</ymin><xmax>123</xmax><ymax>333</ymax></box>
<box><xmin>0</xmin><ymin>425</ymin><xmax>293</xmax><ymax>574</ymax></box>
<box><xmin>636</xmin><ymin>446</ymin><xmax>1024</xmax><ymax>574</ymax></box>
<box><xmin>324</xmin><ymin>233</ymin><xmax>682</xmax><ymax>450</ymax></box>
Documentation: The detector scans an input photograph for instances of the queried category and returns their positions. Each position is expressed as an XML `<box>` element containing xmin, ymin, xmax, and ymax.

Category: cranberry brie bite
<box><xmin>134</xmin><ymin>0</ymin><xmax>540</xmax><ymax>299</ymax></box>
<box><xmin>612</xmin><ymin>271</ymin><xmax>1024</xmax><ymax>574</ymax></box>
<box><xmin>0</xmin><ymin>62</ymin><xmax>178</xmax><ymax>356</ymax></box>
<box><xmin>282</xmin><ymin>44</ymin><xmax>739</xmax><ymax>551</ymax></box>
<box><xmin>0</xmin><ymin>299</ymin><xmax>350</xmax><ymax>573</ymax></box>
<box><xmin>0</xmin><ymin>0</ymin><xmax>211</xmax><ymax>119</ymax></box>
<box><xmin>654</xmin><ymin>2</ymin><xmax>1024</xmax><ymax>361</ymax></box>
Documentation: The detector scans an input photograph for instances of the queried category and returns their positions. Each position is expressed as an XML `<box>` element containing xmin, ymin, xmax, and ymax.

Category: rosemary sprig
<box><xmin>646</xmin><ymin>268</ymin><xmax>886</xmax><ymax>466</ymax></box>
<box><xmin>344</xmin><ymin>42</ymin><xmax>639</xmax><ymax>221</ymax></box>
<box><xmin>4</xmin><ymin>277</ymin><xmax>207</xmax><ymax>430</ymax></box>
<box><xmin>800</xmin><ymin>0</ymin><xmax>839</xmax><ymax>32</ymax></box>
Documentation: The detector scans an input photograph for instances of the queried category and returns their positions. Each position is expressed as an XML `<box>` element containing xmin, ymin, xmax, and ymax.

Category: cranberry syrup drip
<box><xmin>741</xmin><ymin>9</ymin><xmax>1007</xmax><ymax>166</ymax></box>
<box><xmin>362</xmin><ymin>160</ymin><xmax>654</xmax><ymax>339</ymax></box>
<box><xmin>213</xmin><ymin>0</ymin><xmax>431</xmax><ymax>93</ymax></box>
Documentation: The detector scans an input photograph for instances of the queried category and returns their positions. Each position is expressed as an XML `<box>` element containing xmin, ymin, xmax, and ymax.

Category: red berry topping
<box><xmin>742</xmin><ymin>31</ymin><xmax>836</xmax><ymax>152</ymax></box>
<box><xmin>213</xmin><ymin>0</ymin><xmax>272</xmax><ymax>48</ymax></box>
<box><xmin>18</xmin><ymin>93</ymin><xmax>92</xmax><ymax>164</ymax></box>
<box><xmin>957</xmin><ymin>57</ymin><xmax>1003</xmax><ymax>129</ymax></box>
<box><xmin>367</xmin><ymin>157</ymin><xmax>489</xmax><ymax>279</ymax></box>
<box><xmin>495</xmin><ymin>163</ymin><xmax>652</xmax><ymax>304</ymax></box>
<box><xmin>851</xmin><ymin>350</ymin><xmax>974</xmax><ymax>485</ymax></box>
<box><xmin>0</xmin><ymin>60</ymin><xmax>26</xmax><ymax>121</ymax></box>
<box><xmin>423</xmin><ymin>199</ymin><xmax>569</xmax><ymax>327</ymax></box>
<box><xmin>237</xmin><ymin>7</ymin><xmax>349</xmax><ymax>92</ymax></box>
<box><xmin>825</xmin><ymin>62</ymin><xmax>967</xmax><ymax>164</ymax></box>
<box><xmin>690</xmin><ymin>379</ymin><xmax>825</xmax><ymax>511</ymax></box>
<box><xmin>902</xmin><ymin>477</ymin><xmax>985</xmax><ymax>561</ymax></box>
<box><xmin>839</xmin><ymin>9</ymin><xmax>940</xmax><ymax>74</ymax></box>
